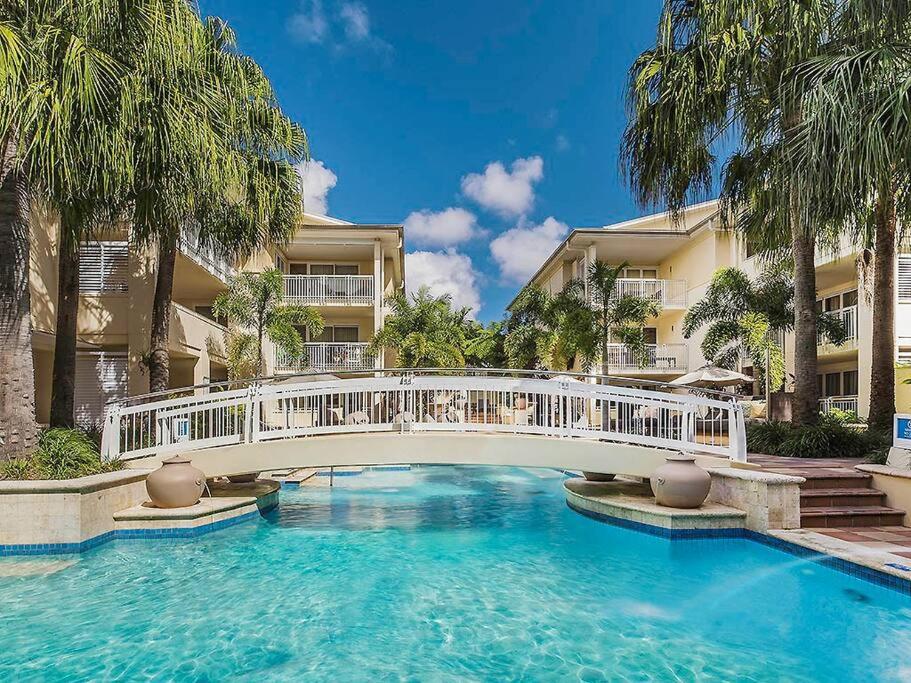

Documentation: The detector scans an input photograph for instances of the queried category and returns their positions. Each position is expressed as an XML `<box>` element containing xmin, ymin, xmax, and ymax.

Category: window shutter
<box><xmin>899</xmin><ymin>254</ymin><xmax>911</xmax><ymax>302</ymax></box>
<box><xmin>74</xmin><ymin>352</ymin><xmax>128</xmax><ymax>426</ymax></box>
<box><xmin>79</xmin><ymin>242</ymin><xmax>129</xmax><ymax>293</ymax></box>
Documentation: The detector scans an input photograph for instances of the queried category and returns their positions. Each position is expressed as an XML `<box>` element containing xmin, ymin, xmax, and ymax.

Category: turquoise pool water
<box><xmin>1</xmin><ymin>466</ymin><xmax>910</xmax><ymax>681</ymax></box>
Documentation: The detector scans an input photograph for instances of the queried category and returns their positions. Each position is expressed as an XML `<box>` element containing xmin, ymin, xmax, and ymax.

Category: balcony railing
<box><xmin>283</xmin><ymin>275</ymin><xmax>374</xmax><ymax>306</ymax></box>
<box><xmin>819</xmin><ymin>305</ymin><xmax>857</xmax><ymax>346</ymax></box>
<box><xmin>604</xmin><ymin>343</ymin><xmax>687</xmax><ymax>372</ymax></box>
<box><xmin>178</xmin><ymin>229</ymin><xmax>235</xmax><ymax>283</ymax></box>
<box><xmin>611</xmin><ymin>279</ymin><xmax>687</xmax><ymax>309</ymax></box>
<box><xmin>819</xmin><ymin>396</ymin><xmax>859</xmax><ymax>415</ymax></box>
<box><xmin>274</xmin><ymin>342</ymin><xmax>376</xmax><ymax>373</ymax></box>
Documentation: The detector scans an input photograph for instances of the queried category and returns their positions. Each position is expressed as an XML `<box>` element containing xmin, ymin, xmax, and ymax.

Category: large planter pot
<box><xmin>582</xmin><ymin>471</ymin><xmax>616</xmax><ymax>482</ymax></box>
<box><xmin>227</xmin><ymin>473</ymin><xmax>259</xmax><ymax>484</ymax></box>
<box><xmin>146</xmin><ymin>455</ymin><xmax>205</xmax><ymax>509</ymax></box>
<box><xmin>650</xmin><ymin>454</ymin><xmax>711</xmax><ymax>509</ymax></box>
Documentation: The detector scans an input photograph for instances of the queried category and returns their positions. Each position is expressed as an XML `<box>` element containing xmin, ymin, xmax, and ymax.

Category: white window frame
<box><xmin>79</xmin><ymin>241</ymin><xmax>129</xmax><ymax>293</ymax></box>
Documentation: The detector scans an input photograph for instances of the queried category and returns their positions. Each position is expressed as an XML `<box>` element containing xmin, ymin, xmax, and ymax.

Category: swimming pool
<box><xmin>1</xmin><ymin>466</ymin><xmax>909</xmax><ymax>681</ymax></box>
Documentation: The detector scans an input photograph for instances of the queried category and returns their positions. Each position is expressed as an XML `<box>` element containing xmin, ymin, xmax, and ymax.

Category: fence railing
<box><xmin>604</xmin><ymin>343</ymin><xmax>687</xmax><ymax>372</ymax></box>
<box><xmin>101</xmin><ymin>369</ymin><xmax>747</xmax><ymax>464</ymax></box>
<box><xmin>178</xmin><ymin>229</ymin><xmax>235</xmax><ymax>283</ymax></box>
<box><xmin>283</xmin><ymin>275</ymin><xmax>374</xmax><ymax>306</ymax></box>
<box><xmin>819</xmin><ymin>395</ymin><xmax>859</xmax><ymax>415</ymax></box>
<box><xmin>612</xmin><ymin>279</ymin><xmax>687</xmax><ymax>308</ymax></box>
<box><xmin>274</xmin><ymin>343</ymin><xmax>376</xmax><ymax>373</ymax></box>
<box><xmin>818</xmin><ymin>306</ymin><xmax>857</xmax><ymax>346</ymax></box>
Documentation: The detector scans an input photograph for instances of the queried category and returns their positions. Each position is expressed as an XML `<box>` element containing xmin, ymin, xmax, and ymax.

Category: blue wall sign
<box><xmin>896</xmin><ymin>415</ymin><xmax>911</xmax><ymax>449</ymax></box>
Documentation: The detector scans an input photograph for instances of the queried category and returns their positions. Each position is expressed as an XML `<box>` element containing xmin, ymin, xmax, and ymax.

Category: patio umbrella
<box><xmin>670</xmin><ymin>365</ymin><xmax>754</xmax><ymax>388</ymax></box>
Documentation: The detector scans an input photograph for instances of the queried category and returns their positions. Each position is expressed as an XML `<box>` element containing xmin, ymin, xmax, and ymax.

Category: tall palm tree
<box><xmin>683</xmin><ymin>267</ymin><xmax>848</xmax><ymax>392</ymax></box>
<box><xmin>128</xmin><ymin>10</ymin><xmax>306</xmax><ymax>394</ymax></box>
<box><xmin>503</xmin><ymin>285</ymin><xmax>560</xmax><ymax>370</ymax></box>
<box><xmin>787</xmin><ymin>1</ymin><xmax>911</xmax><ymax>432</ymax></box>
<box><xmin>368</xmin><ymin>288</ymin><xmax>470</xmax><ymax>368</ymax></box>
<box><xmin>213</xmin><ymin>269</ymin><xmax>322</xmax><ymax>378</ymax></box>
<box><xmin>0</xmin><ymin>1</ymin><xmax>136</xmax><ymax>433</ymax></box>
<box><xmin>622</xmin><ymin>1</ymin><xmax>836</xmax><ymax>425</ymax></box>
<box><xmin>463</xmin><ymin>320</ymin><xmax>506</xmax><ymax>368</ymax></box>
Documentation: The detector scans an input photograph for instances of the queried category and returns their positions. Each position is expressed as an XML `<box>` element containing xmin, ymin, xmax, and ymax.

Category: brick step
<box><xmin>800</xmin><ymin>506</ymin><xmax>906</xmax><ymax>528</ymax></box>
<box><xmin>797</xmin><ymin>473</ymin><xmax>873</xmax><ymax>490</ymax></box>
<box><xmin>800</xmin><ymin>488</ymin><xmax>886</xmax><ymax>508</ymax></box>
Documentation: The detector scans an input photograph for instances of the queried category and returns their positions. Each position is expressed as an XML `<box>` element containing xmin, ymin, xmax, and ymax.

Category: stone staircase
<box><xmin>797</xmin><ymin>470</ymin><xmax>905</xmax><ymax>528</ymax></box>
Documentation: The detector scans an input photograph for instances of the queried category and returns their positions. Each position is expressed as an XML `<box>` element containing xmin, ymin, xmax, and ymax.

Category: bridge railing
<box><xmin>101</xmin><ymin>369</ymin><xmax>747</xmax><ymax>464</ymax></box>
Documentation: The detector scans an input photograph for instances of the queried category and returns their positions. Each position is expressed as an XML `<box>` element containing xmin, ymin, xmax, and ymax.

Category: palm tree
<box><xmin>368</xmin><ymin>288</ymin><xmax>470</xmax><ymax>368</ymax></box>
<box><xmin>503</xmin><ymin>285</ymin><xmax>560</xmax><ymax>370</ymax></box>
<box><xmin>0</xmin><ymin>1</ymin><xmax>136</xmax><ymax>433</ymax></box>
<box><xmin>786</xmin><ymin>1</ymin><xmax>911</xmax><ymax>432</ymax></box>
<box><xmin>683</xmin><ymin>267</ymin><xmax>848</xmax><ymax>392</ymax></box>
<box><xmin>213</xmin><ymin>269</ymin><xmax>322</xmax><ymax>378</ymax></box>
<box><xmin>622</xmin><ymin>1</ymin><xmax>836</xmax><ymax>425</ymax></box>
<box><xmin>128</xmin><ymin>10</ymin><xmax>306</xmax><ymax>394</ymax></box>
<box><xmin>558</xmin><ymin>261</ymin><xmax>660</xmax><ymax>377</ymax></box>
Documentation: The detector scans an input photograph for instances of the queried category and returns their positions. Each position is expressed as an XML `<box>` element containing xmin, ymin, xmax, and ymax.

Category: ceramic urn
<box><xmin>146</xmin><ymin>455</ymin><xmax>205</xmax><ymax>508</ymax></box>
<box><xmin>650</xmin><ymin>453</ymin><xmax>711</xmax><ymax>509</ymax></box>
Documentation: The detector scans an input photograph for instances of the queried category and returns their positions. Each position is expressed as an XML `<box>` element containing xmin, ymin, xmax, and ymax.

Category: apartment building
<box><xmin>28</xmin><ymin>210</ymin><xmax>404</xmax><ymax>427</ymax></box>
<box><xmin>512</xmin><ymin>199</ymin><xmax>911</xmax><ymax>418</ymax></box>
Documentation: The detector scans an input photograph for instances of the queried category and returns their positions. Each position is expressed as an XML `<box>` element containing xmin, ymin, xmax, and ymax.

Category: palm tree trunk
<box><xmin>791</xmin><ymin>224</ymin><xmax>819</xmax><ymax>427</ymax></box>
<box><xmin>149</xmin><ymin>233</ymin><xmax>177</xmax><ymax>394</ymax></box>
<box><xmin>49</xmin><ymin>220</ymin><xmax>80</xmax><ymax>428</ymax></box>
<box><xmin>0</xmin><ymin>134</ymin><xmax>38</xmax><ymax>457</ymax></box>
<box><xmin>868</xmin><ymin>187</ymin><xmax>897</xmax><ymax>432</ymax></box>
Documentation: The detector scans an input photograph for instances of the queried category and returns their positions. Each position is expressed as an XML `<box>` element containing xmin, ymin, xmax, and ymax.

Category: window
<box><xmin>194</xmin><ymin>306</ymin><xmax>226</xmax><ymax>326</ymax></box>
<box><xmin>818</xmin><ymin>289</ymin><xmax>858</xmax><ymax>313</ymax></box>
<box><xmin>621</xmin><ymin>267</ymin><xmax>658</xmax><ymax>279</ymax></box>
<box><xmin>841</xmin><ymin>289</ymin><xmax>858</xmax><ymax>308</ymax></box>
<box><xmin>79</xmin><ymin>242</ymin><xmax>129</xmax><ymax>293</ymax></box>
<box><xmin>817</xmin><ymin>374</ymin><xmax>824</xmax><ymax>396</ymax></box>
<box><xmin>302</xmin><ymin>325</ymin><xmax>359</xmax><ymax>343</ymax></box>
<box><xmin>842</xmin><ymin>370</ymin><xmax>858</xmax><ymax>396</ymax></box>
<box><xmin>900</xmin><ymin>255</ymin><xmax>911</xmax><ymax>302</ymax></box>
<box><xmin>74</xmin><ymin>352</ymin><xmax>127</xmax><ymax>426</ymax></box>
<box><xmin>274</xmin><ymin>253</ymin><xmax>287</xmax><ymax>273</ymax></box>
<box><xmin>643</xmin><ymin>327</ymin><xmax>658</xmax><ymax>345</ymax></box>
<box><xmin>825</xmin><ymin>372</ymin><xmax>841</xmax><ymax>397</ymax></box>
<box><xmin>289</xmin><ymin>263</ymin><xmax>360</xmax><ymax>276</ymax></box>
<box><xmin>824</xmin><ymin>295</ymin><xmax>841</xmax><ymax>312</ymax></box>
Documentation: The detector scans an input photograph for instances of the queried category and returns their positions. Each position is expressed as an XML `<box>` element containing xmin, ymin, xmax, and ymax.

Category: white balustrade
<box><xmin>819</xmin><ymin>396</ymin><xmax>859</xmax><ymax>415</ymax></box>
<box><xmin>819</xmin><ymin>306</ymin><xmax>857</xmax><ymax>346</ymax></box>
<box><xmin>178</xmin><ymin>229</ymin><xmax>235</xmax><ymax>282</ymax></box>
<box><xmin>612</xmin><ymin>279</ymin><xmax>687</xmax><ymax>308</ymax></box>
<box><xmin>275</xmin><ymin>343</ymin><xmax>376</xmax><ymax>373</ymax></box>
<box><xmin>604</xmin><ymin>343</ymin><xmax>687</xmax><ymax>371</ymax></box>
<box><xmin>283</xmin><ymin>275</ymin><xmax>374</xmax><ymax>306</ymax></box>
<box><xmin>101</xmin><ymin>370</ymin><xmax>747</xmax><ymax>464</ymax></box>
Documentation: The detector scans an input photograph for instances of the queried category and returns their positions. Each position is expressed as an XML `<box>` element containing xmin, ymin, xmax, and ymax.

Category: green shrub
<box><xmin>747</xmin><ymin>416</ymin><xmax>891</xmax><ymax>460</ymax></box>
<box><xmin>0</xmin><ymin>428</ymin><xmax>122</xmax><ymax>481</ymax></box>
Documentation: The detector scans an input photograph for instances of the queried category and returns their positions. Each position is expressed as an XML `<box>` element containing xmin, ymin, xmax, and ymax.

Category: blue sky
<box><xmin>198</xmin><ymin>0</ymin><xmax>665</xmax><ymax>322</ymax></box>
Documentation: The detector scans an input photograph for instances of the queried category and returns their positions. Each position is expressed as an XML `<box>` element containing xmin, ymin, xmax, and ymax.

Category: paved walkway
<box><xmin>747</xmin><ymin>453</ymin><xmax>865</xmax><ymax>477</ymax></box>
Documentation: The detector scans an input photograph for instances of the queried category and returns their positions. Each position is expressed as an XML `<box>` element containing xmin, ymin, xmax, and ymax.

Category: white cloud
<box><xmin>406</xmin><ymin>250</ymin><xmax>481</xmax><ymax>316</ymax></box>
<box><xmin>297</xmin><ymin>160</ymin><xmax>338</xmax><ymax>215</ymax></box>
<box><xmin>288</xmin><ymin>0</ymin><xmax>328</xmax><ymax>43</ymax></box>
<box><xmin>489</xmin><ymin>216</ymin><xmax>569</xmax><ymax>283</ymax></box>
<box><xmin>339</xmin><ymin>2</ymin><xmax>370</xmax><ymax>41</ymax></box>
<box><xmin>403</xmin><ymin>208</ymin><xmax>479</xmax><ymax>248</ymax></box>
<box><xmin>461</xmin><ymin>156</ymin><xmax>544</xmax><ymax>218</ymax></box>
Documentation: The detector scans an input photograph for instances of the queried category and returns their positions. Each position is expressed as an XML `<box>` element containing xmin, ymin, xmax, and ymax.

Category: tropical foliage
<box><xmin>0</xmin><ymin>427</ymin><xmax>121</xmax><ymax>480</ymax></box>
<box><xmin>213</xmin><ymin>269</ymin><xmax>323</xmax><ymax>379</ymax></box>
<box><xmin>622</xmin><ymin>1</ymin><xmax>835</xmax><ymax>425</ymax></box>
<box><xmin>785</xmin><ymin>1</ymin><xmax>911</xmax><ymax>431</ymax></box>
<box><xmin>368</xmin><ymin>288</ymin><xmax>471</xmax><ymax>368</ymax></box>
<box><xmin>683</xmin><ymin>267</ymin><xmax>848</xmax><ymax>391</ymax></box>
<box><xmin>747</xmin><ymin>416</ymin><xmax>890</xmax><ymax>461</ymax></box>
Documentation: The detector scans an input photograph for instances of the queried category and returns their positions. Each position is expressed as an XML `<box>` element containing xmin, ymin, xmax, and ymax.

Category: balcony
<box><xmin>819</xmin><ymin>395</ymin><xmax>859</xmax><ymax>416</ymax></box>
<box><xmin>611</xmin><ymin>279</ymin><xmax>687</xmax><ymax>309</ymax></box>
<box><xmin>604</xmin><ymin>343</ymin><xmax>687</xmax><ymax>373</ymax></box>
<box><xmin>283</xmin><ymin>275</ymin><xmax>374</xmax><ymax>306</ymax></box>
<box><xmin>818</xmin><ymin>305</ymin><xmax>858</xmax><ymax>352</ymax></box>
<box><xmin>178</xmin><ymin>229</ymin><xmax>235</xmax><ymax>283</ymax></box>
<box><xmin>274</xmin><ymin>342</ymin><xmax>376</xmax><ymax>373</ymax></box>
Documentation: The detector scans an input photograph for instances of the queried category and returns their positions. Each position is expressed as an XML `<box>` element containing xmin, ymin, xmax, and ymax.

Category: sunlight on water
<box><xmin>0</xmin><ymin>465</ymin><xmax>909</xmax><ymax>681</ymax></box>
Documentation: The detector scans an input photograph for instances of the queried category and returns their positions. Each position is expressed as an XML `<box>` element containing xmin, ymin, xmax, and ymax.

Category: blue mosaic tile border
<box><xmin>0</xmin><ymin>510</ymin><xmax>264</xmax><ymax>557</ymax></box>
<box><xmin>566</xmin><ymin>499</ymin><xmax>911</xmax><ymax>597</ymax></box>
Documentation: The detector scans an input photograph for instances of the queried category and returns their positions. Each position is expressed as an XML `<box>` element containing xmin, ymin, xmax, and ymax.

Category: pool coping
<box><xmin>565</xmin><ymin>498</ymin><xmax>911</xmax><ymax>596</ymax></box>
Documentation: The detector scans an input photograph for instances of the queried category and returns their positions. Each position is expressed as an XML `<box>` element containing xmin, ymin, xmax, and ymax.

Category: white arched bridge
<box><xmin>101</xmin><ymin>369</ymin><xmax>747</xmax><ymax>479</ymax></box>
